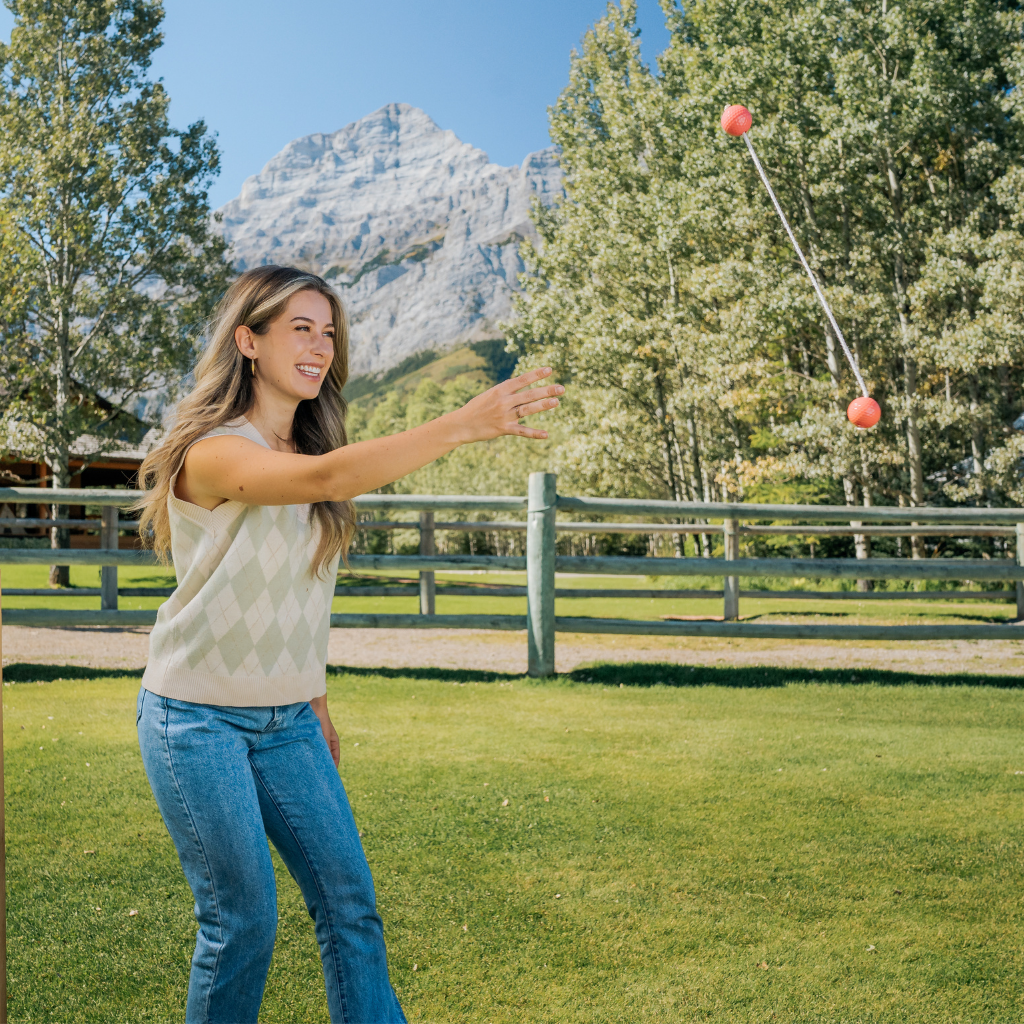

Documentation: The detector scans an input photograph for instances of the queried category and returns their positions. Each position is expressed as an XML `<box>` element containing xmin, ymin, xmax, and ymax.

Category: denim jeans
<box><xmin>136</xmin><ymin>687</ymin><xmax>406</xmax><ymax>1024</ymax></box>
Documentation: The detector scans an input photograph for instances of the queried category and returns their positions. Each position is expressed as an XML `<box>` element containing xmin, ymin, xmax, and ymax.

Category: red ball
<box><xmin>847</xmin><ymin>396</ymin><xmax>881</xmax><ymax>429</ymax></box>
<box><xmin>721</xmin><ymin>104</ymin><xmax>752</xmax><ymax>136</ymax></box>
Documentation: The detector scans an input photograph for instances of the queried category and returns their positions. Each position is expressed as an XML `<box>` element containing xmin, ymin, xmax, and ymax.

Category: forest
<box><xmin>352</xmin><ymin>0</ymin><xmax>1024</xmax><ymax>563</ymax></box>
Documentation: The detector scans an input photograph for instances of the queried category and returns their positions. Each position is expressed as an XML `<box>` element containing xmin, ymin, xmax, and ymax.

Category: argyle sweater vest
<box><xmin>141</xmin><ymin>418</ymin><xmax>340</xmax><ymax>707</ymax></box>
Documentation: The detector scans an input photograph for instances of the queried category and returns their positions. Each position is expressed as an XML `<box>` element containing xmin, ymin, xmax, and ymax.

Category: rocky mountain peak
<box><xmin>217</xmin><ymin>103</ymin><xmax>562</xmax><ymax>376</ymax></box>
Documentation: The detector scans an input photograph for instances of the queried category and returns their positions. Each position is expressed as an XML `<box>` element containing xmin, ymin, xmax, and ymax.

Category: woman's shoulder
<box><xmin>196</xmin><ymin>417</ymin><xmax>270</xmax><ymax>450</ymax></box>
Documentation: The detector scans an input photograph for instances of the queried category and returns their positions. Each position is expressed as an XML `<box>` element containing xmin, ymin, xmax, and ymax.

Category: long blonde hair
<box><xmin>135</xmin><ymin>265</ymin><xmax>356</xmax><ymax>578</ymax></box>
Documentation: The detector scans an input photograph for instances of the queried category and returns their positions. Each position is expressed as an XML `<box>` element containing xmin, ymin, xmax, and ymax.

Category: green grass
<box><xmin>0</xmin><ymin>565</ymin><xmax>177</xmax><ymax>612</ymax></box>
<box><xmin>1</xmin><ymin>566</ymin><xmax>1016</xmax><ymax>624</ymax></box>
<box><xmin>4</xmin><ymin>664</ymin><xmax>1024</xmax><ymax>1022</ymax></box>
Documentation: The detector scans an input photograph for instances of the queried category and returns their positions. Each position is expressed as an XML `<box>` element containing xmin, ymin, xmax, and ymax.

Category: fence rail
<box><xmin>2</xmin><ymin>479</ymin><xmax>1023</xmax><ymax>674</ymax></box>
<box><xmin>4</xmin><ymin>585</ymin><xmax>1015</xmax><ymax>602</ymax></box>
<box><xmin>4</xmin><ymin>485</ymin><xmax>1024</xmax><ymax>522</ymax></box>
<box><xmin>6</xmin><ymin>516</ymin><xmax>1014</xmax><ymax>539</ymax></box>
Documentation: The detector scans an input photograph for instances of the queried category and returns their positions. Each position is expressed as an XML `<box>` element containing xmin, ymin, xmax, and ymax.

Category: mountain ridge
<box><xmin>216</xmin><ymin>103</ymin><xmax>562</xmax><ymax>376</ymax></box>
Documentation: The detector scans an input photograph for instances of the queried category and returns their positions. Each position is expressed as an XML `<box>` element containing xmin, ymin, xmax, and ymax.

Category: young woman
<box><xmin>134</xmin><ymin>265</ymin><xmax>562</xmax><ymax>1023</ymax></box>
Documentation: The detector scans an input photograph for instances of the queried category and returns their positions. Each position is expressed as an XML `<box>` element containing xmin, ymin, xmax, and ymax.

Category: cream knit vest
<box><xmin>141</xmin><ymin>418</ymin><xmax>340</xmax><ymax>707</ymax></box>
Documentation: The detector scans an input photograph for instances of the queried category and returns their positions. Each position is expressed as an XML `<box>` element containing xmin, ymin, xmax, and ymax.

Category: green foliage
<box><xmin>349</xmin><ymin>370</ymin><xmax>561</xmax><ymax>497</ymax></box>
<box><xmin>6</xmin><ymin>670</ymin><xmax>1024</xmax><ymax>1021</ymax></box>
<box><xmin>0</xmin><ymin>0</ymin><xmax>231</xmax><ymax>486</ymax></box>
<box><xmin>508</xmin><ymin>0</ymin><xmax>1024</xmax><ymax>520</ymax></box>
<box><xmin>343</xmin><ymin>337</ymin><xmax>565</xmax><ymax>497</ymax></box>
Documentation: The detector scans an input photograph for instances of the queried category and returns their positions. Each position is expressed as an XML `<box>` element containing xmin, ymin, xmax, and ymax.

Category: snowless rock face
<box><xmin>216</xmin><ymin>103</ymin><xmax>562</xmax><ymax>376</ymax></box>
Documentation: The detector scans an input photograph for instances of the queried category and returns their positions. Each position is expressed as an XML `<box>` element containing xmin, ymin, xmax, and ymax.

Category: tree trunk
<box><xmin>685</xmin><ymin>410</ymin><xmax>712</xmax><ymax>558</ymax></box>
<box><xmin>967</xmin><ymin>376</ymin><xmax>985</xmax><ymax>492</ymax></box>
<box><xmin>904</xmin><ymin>355</ymin><xmax>926</xmax><ymax>558</ymax></box>
<box><xmin>858</xmin><ymin>478</ymin><xmax>874</xmax><ymax>592</ymax></box>
<box><xmin>883</xmin><ymin>134</ymin><xmax>926</xmax><ymax>557</ymax></box>
<box><xmin>49</xmin><ymin>323</ymin><xmax>73</xmax><ymax>587</ymax></box>
<box><xmin>843</xmin><ymin>476</ymin><xmax>872</xmax><ymax>591</ymax></box>
<box><xmin>48</xmin><ymin>479</ymin><xmax>70</xmax><ymax>587</ymax></box>
<box><xmin>824</xmin><ymin>326</ymin><xmax>842</xmax><ymax>393</ymax></box>
<box><xmin>49</xmin><ymin>184</ymin><xmax>74</xmax><ymax>586</ymax></box>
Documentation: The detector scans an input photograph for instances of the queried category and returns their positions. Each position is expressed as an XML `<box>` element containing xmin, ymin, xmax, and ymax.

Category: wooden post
<box><xmin>527</xmin><ymin>472</ymin><xmax>557</xmax><ymax>677</ymax></box>
<box><xmin>100</xmin><ymin>505</ymin><xmax>118</xmax><ymax>611</ymax></box>
<box><xmin>0</xmin><ymin>570</ymin><xmax>7</xmax><ymax>1023</ymax></box>
<box><xmin>1016</xmin><ymin>523</ymin><xmax>1024</xmax><ymax>621</ymax></box>
<box><xmin>723</xmin><ymin>518</ymin><xmax>740</xmax><ymax>621</ymax></box>
<box><xmin>418</xmin><ymin>511</ymin><xmax>435</xmax><ymax>616</ymax></box>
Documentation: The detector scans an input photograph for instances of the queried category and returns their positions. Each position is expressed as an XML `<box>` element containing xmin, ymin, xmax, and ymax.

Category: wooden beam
<box><xmin>0</xmin><ymin>487</ymin><xmax>137</xmax><ymax>506</ymax></box>
<box><xmin>527</xmin><ymin>472</ymin><xmax>557</xmax><ymax>677</ymax></box>
<box><xmin>353</xmin><ymin>494</ymin><xmax>527</xmax><ymax>512</ymax></box>
<box><xmin>556</xmin><ymin>495</ymin><xmax>1024</xmax><ymax>525</ymax></box>
<box><xmin>329</xmin><ymin>613</ymin><xmax>526</xmax><ymax>630</ymax></box>
<box><xmin>4</xmin><ymin>486</ymin><xmax>1024</xmax><ymax>525</ymax></box>
<box><xmin>553</xmin><ymin>616</ymin><xmax>1024</xmax><ymax>640</ymax></box>
<box><xmin>741</xmin><ymin>524</ymin><xmax>1016</xmax><ymax>537</ymax></box>
<box><xmin>418</xmin><ymin>512</ymin><xmax>436</xmax><ymax>616</ymax></box>
<box><xmin>0</xmin><ymin>550</ymin><xmax>157</xmax><ymax>566</ymax></box>
<box><xmin>348</xmin><ymin>554</ymin><xmax>526</xmax><ymax>572</ymax></box>
<box><xmin>741</xmin><ymin>589</ymin><xmax>1014</xmax><ymax>602</ymax></box>
<box><xmin>554</xmin><ymin>555</ymin><xmax>1024</xmax><ymax>581</ymax></box>
<box><xmin>2</xmin><ymin>609</ymin><xmax>158</xmax><ymax>626</ymax></box>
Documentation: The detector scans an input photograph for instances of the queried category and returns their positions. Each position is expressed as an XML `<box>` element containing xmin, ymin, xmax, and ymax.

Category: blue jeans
<box><xmin>136</xmin><ymin>688</ymin><xmax>406</xmax><ymax>1024</ymax></box>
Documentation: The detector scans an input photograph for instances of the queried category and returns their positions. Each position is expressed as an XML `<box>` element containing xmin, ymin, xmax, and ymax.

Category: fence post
<box><xmin>723</xmin><ymin>518</ymin><xmax>740</xmax><ymax>620</ymax></box>
<box><xmin>1016</xmin><ymin>523</ymin><xmax>1024</xmax><ymax>621</ymax></box>
<box><xmin>419</xmin><ymin>511</ymin><xmax>436</xmax><ymax>616</ymax></box>
<box><xmin>100</xmin><ymin>505</ymin><xmax>118</xmax><ymax>611</ymax></box>
<box><xmin>527</xmin><ymin>472</ymin><xmax>557</xmax><ymax>677</ymax></box>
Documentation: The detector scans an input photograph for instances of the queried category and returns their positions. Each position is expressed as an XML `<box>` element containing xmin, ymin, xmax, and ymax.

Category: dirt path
<box><xmin>3</xmin><ymin>623</ymin><xmax>1024</xmax><ymax>677</ymax></box>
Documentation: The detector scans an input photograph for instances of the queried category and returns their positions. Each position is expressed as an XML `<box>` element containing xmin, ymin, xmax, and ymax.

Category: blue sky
<box><xmin>0</xmin><ymin>1</ymin><xmax>672</xmax><ymax>209</ymax></box>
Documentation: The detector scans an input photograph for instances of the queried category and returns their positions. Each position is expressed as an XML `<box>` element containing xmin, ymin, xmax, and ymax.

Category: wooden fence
<box><xmin>2</xmin><ymin>476</ymin><xmax>1023</xmax><ymax>676</ymax></box>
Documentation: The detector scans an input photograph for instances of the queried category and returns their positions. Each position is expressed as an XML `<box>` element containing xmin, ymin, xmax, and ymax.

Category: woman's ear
<box><xmin>234</xmin><ymin>325</ymin><xmax>256</xmax><ymax>359</ymax></box>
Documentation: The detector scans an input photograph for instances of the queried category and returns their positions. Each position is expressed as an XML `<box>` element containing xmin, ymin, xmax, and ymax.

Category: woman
<box><xmin>134</xmin><ymin>265</ymin><xmax>562</xmax><ymax>1023</ymax></box>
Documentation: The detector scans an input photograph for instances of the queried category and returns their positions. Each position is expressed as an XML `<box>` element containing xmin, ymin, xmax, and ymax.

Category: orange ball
<box><xmin>847</xmin><ymin>396</ymin><xmax>881</xmax><ymax>429</ymax></box>
<box><xmin>721</xmin><ymin>104</ymin><xmax>752</xmax><ymax>136</ymax></box>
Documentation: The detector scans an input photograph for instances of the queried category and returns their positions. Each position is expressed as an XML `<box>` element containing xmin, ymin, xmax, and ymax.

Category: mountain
<box><xmin>215</xmin><ymin>103</ymin><xmax>562</xmax><ymax>376</ymax></box>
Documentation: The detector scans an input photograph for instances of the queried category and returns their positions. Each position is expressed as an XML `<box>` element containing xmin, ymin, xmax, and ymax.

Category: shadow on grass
<box><xmin>327</xmin><ymin>664</ymin><xmax>523</xmax><ymax>684</ymax></box>
<box><xmin>565</xmin><ymin>661</ymin><xmax>1024</xmax><ymax>689</ymax></box>
<box><xmin>2</xmin><ymin>663</ymin><xmax>146</xmax><ymax>683</ymax></box>
<box><xmin>743</xmin><ymin>610</ymin><xmax>1012</xmax><ymax>624</ymax></box>
<box><xmin>6</xmin><ymin>661</ymin><xmax>1022</xmax><ymax>690</ymax></box>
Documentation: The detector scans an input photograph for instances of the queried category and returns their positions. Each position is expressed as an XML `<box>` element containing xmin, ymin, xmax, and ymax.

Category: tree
<box><xmin>507</xmin><ymin>2</ymin><xmax>765</xmax><ymax>555</ymax></box>
<box><xmin>509</xmin><ymin>0</ymin><xmax>1024</xmax><ymax>566</ymax></box>
<box><xmin>0</xmin><ymin>0</ymin><xmax>231</xmax><ymax>584</ymax></box>
<box><xmin>660</xmin><ymin>0</ymin><xmax>1024</xmax><ymax>552</ymax></box>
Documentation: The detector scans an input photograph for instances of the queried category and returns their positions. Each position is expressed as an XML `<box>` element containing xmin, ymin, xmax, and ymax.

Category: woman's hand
<box><xmin>445</xmin><ymin>366</ymin><xmax>564</xmax><ymax>444</ymax></box>
<box><xmin>309</xmin><ymin>695</ymin><xmax>341</xmax><ymax>768</ymax></box>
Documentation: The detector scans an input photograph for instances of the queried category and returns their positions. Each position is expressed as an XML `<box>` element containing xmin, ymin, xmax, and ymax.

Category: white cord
<box><xmin>742</xmin><ymin>132</ymin><xmax>869</xmax><ymax>398</ymax></box>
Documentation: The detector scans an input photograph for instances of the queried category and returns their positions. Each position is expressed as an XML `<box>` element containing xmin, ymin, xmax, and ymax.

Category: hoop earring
<box><xmin>251</xmin><ymin>358</ymin><xmax>256</xmax><ymax>377</ymax></box>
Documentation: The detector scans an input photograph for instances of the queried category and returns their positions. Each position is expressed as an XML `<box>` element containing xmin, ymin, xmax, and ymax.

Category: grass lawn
<box><xmin>2</xmin><ymin>661</ymin><xmax>1023</xmax><ymax>1022</ymax></box>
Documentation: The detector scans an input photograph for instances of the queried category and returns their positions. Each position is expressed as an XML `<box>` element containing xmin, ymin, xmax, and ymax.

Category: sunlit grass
<box><xmin>4</xmin><ymin>664</ymin><xmax>1024</xmax><ymax>1022</ymax></box>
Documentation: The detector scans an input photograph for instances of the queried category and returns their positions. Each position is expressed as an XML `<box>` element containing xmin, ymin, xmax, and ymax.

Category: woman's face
<box><xmin>235</xmin><ymin>289</ymin><xmax>336</xmax><ymax>404</ymax></box>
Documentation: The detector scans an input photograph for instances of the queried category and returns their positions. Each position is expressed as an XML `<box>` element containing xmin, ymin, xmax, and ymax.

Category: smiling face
<box><xmin>234</xmin><ymin>289</ymin><xmax>337</xmax><ymax>404</ymax></box>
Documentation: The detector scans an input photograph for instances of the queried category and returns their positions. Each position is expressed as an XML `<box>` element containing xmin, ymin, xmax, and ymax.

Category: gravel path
<box><xmin>3</xmin><ymin>623</ymin><xmax>1024</xmax><ymax>677</ymax></box>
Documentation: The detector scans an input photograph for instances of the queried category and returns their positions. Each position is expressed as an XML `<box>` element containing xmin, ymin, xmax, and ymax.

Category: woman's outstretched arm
<box><xmin>176</xmin><ymin>367</ymin><xmax>563</xmax><ymax>509</ymax></box>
